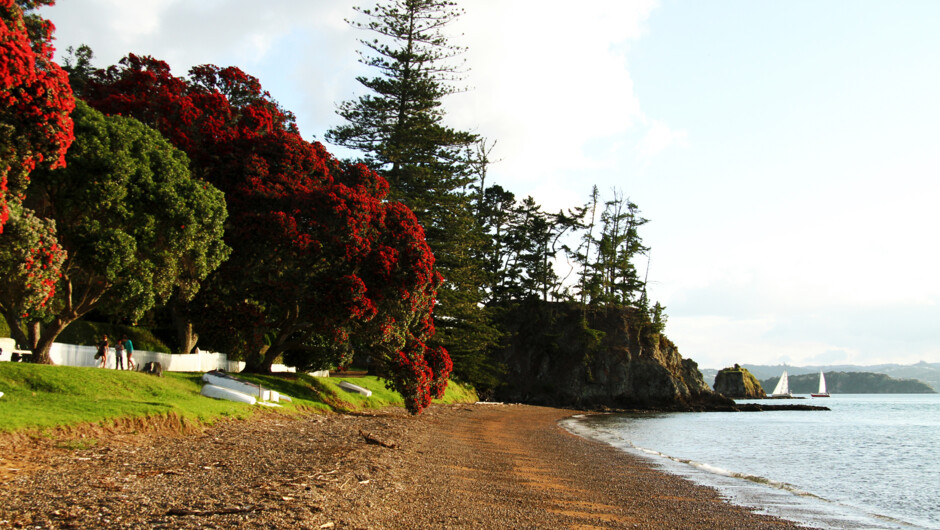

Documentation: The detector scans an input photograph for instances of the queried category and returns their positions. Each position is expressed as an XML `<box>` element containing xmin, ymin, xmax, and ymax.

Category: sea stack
<box><xmin>713</xmin><ymin>364</ymin><xmax>766</xmax><ymax>398</ymax></box>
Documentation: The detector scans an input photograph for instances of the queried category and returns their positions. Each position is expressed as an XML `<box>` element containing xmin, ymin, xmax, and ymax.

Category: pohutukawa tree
<box><xmin>0</xmin><ymin>0</ymin><xmax>74</xmax><ymax>232</ymax></box>
<box><xmin>81</xmin><ymin>55</ymin><xmax>450</xmax><ymax>411</ymax></box>
<box><xmin>6</xmin><ymin>100</ymin><xmax>228</xmax><ymax>364</ymax></box>
<box><xmin>78</xmin><ymin>56</ymin><xmax>303</xmax><ymax>353</ymax></box>
<box><xmin>328</xmin><ymin>0</ymin><xmax>500</xmax><ymax>390</ymax></box>
<box><xmin>0</xmin><ymin>0</ymin><xmax>73</xmax><ymax>326</ymax></box>
<box><xmin>0</xmin><ymin>203</ymin><xmax>65</xmax><ymax>326</ymax></box>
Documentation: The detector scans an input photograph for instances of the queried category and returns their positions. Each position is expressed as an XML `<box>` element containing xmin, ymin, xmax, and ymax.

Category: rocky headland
<box><xmin>713</xmin><ymin>365</ymin><xmax>766</xmax><ymax>398</ymax></box>
<box><xmin>488</xmin><ymin>301</ymin><xmax>828</xmax><ymax>412</ymax></box>
<box><xmin>492</xmin><ymin>302</ymin><xmax>731</xmax><ymax>410</ymax></box>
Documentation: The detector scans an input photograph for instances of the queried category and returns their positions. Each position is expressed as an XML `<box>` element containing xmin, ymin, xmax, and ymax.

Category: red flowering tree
<box><xmin>217</xmin><ymin>160</ymin><xmax>448</xmax><ymax>396</ymax></box>
<box><xmin>0</xmin><ymin>0</ymin><xmax>73</xmax><ymax>232</ymax></box>
<box><xmin>80</xmin><ymin>56</ymin><xmax>298</xmax><ymax>352</ymax></box>
<box><xmin>0</xmin><ymin>204</ymin><xmax>65</xmax><ymax>326</ymax></box>
<box><xmin>0</xmin><ymin>0</ymin><xmax>73</xmax><ymax>327</ymax></box>
<box><xmin>82</xmin><ymin>57</ymin><xmax>450</xmax><ymax>412</ymax></box>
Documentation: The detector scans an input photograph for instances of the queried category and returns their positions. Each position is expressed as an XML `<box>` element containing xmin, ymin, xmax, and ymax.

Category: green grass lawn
<box><xmin>0</xmin><ymin>363</ymin><xmax>477</xmax><ymax>434</ymax></box>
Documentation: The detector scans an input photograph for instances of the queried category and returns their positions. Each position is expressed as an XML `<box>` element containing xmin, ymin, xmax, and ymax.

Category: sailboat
<box><xmin>812</xmin><ymin>370</ymin><xmax>830</xmax><ymax>397</ymax></box>
<box><xmin>771</xmin><ymin>370</ymin><xmax>792</xmax><ymax>398</ymax></box>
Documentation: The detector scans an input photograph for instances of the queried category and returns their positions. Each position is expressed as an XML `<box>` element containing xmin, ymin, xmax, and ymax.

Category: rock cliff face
<box><xmin>492</xmin><ymin>301</ymin><xmax>731</xmax><ymax>410</ymax></box>
<box><xmin>713</xmin><ymin>366</ymin><xmax>766</xmax><ymax>398</ymax></box>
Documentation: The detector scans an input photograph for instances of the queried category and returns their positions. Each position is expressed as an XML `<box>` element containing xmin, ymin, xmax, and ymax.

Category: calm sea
<box><xmin>562</xmin><ymin>394</ymin><xmax>940</xmax><ymax>529</ymax></box>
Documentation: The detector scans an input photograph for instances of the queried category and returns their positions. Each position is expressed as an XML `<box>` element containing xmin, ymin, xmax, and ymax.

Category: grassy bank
<box><xmin>0</xmin><ymin>363</ymin><xmax>477</xmax><ymax>434</ymax></box>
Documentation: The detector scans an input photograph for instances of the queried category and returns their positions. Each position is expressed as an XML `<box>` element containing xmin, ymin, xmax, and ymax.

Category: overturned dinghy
<box><xmin>203</xmin><ymin>370</ymin><xmax>274</xmax><ymax>401</ymax></box>
<box><xmin>201</xmin><ymin>383</ymin><xmax>257</xmax><ymax>404</ymax></box>
<box><xmin>200</xmin><ymin>370</ymin><xmax>288</xmax><ymax>405</ymax></box>
<box><xmin>338</xmin><ymin>380</ymin><xmax>372</xmax><ymax>397</ymax></box>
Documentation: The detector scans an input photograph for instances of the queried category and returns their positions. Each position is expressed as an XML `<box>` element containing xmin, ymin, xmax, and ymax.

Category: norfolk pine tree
<box><xmin>327</xmin><ymin>0</ymin><xmax>501</xmax><ymax>390</ymax></box>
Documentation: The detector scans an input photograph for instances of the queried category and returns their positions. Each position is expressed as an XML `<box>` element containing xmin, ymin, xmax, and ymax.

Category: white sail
<box><xmin>817</xmin><ymin>371</ymin><xmax>828</xmax><ymax>395</ymax></box>
<box><xmin>771</xmin><ymin>370</ymin><xmax>791</xmax><ymax>397</ymax></box>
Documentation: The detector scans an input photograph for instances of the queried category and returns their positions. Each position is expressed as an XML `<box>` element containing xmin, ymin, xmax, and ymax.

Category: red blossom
<box><xmin>0</xmin><ymin>0</ymin><xmax>74</xmax><ymax>233</ymax></box>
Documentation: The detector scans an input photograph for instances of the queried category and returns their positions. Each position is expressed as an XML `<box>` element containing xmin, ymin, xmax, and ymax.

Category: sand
<box><xmin>0</xmin><ymin>404</ymin><xmax>805</xmax><ymax>528</ymax></box>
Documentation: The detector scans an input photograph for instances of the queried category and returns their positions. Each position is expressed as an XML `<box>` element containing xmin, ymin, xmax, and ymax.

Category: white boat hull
<box><xmin>201</xmin><ymin>383</ymin><xmax>257</xmax><ymax>404</ymax></box>
<box><xmin>202</xmin><ymin>371</ymin><xmax>270</xmax><ymax>401</ymax></box>
<box><xmin>338</xmin><ymin>381</ymin><xmax>372</xmax><ymax>397</ymax></box>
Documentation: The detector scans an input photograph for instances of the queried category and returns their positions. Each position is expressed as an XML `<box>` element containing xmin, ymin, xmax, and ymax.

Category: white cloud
<box><xmin>636</xmin><ymin>120</ymin><xmax>688</xmax><ymax>160</ymax></box>
<box><xmin>447</xmin><ymin>1</ymin><xmax>658</xmax><ymax>189</ymax></box>
<box><xmin>45</xmin><ymin>1</ymin><xmax>349</xmax><ymax>71</ymax></box>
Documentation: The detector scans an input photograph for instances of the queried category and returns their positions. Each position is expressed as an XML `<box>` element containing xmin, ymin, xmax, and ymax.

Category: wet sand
<box><xmin>0</xmin><ymin>404</ymin><xmax>804</xmax><ymax>528</ymax></box>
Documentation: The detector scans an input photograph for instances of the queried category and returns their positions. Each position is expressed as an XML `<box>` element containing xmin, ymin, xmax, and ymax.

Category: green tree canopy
<box><xmin>5</xmin><ymin>100</ymin><xmax>228</xmax><ymax>363</ymax></box>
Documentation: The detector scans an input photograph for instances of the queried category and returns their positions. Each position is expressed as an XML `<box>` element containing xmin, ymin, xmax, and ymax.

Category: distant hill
<box><xmin>700</xmin><ymin>362</ymin><xmax>940</xmax><ymax>392</ymax></box>
<box><xmin>759</xmin><ymin>371</ymin><xmax>935</xmax><ymax>394</ymax></box>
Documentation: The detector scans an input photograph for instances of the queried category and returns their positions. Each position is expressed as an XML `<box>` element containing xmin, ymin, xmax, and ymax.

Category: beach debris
<box><xmin>141</xmin><ymin>361</ymin><xmax>163</xmax><ymax>377</ymax></box>
<box><xmin>358</xmin><ymin>429</ymin><xmax>397</xmax><ymax>449</ymax></box>
<box><xmin>166</xmin><ymin>505</ymin><xmax>260</xmax><ymax>517</ymax></box>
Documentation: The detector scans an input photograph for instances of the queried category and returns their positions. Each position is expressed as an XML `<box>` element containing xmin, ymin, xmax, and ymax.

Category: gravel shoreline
<box><xmin>0</xmin><ymin>404</ymin><xmax>805</xmax><ymax>528</ymax></box>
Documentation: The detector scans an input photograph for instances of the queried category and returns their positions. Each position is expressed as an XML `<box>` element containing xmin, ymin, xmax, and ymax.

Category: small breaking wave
<box><xmin>632</xmin><ymin>445</ymin><xmax>820</xmax><ymax>498</ymax></box>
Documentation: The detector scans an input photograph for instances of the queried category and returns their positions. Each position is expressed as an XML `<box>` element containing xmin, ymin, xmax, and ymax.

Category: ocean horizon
<box><xmin>563</xmin><ymin>394</ymin><xmax>939</xmax><ymax>529</ymax></box>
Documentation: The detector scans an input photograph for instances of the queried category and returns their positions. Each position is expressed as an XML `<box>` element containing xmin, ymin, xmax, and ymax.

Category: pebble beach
<box><xmin>0</xmin><ymin>404</ymin><xmax>804</xmax><ymax>529</ymax></box>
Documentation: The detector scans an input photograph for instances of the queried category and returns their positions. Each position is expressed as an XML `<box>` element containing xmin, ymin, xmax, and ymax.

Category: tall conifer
<box><xmin>328</xmin><ymin>0</ymin><xmax>500</xmax><ymax>390</ymax></box>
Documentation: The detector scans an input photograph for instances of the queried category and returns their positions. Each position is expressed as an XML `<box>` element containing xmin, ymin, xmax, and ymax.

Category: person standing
<box><xmin>122</xmin><ymin>335</ymin><xmax>136</xmax><ymax>371</ymax></box>
<box><xmin>114</xmin><ymin>335</ymin><xmax>125</xmax><ymax>370</ymax></box>
<box><xmin>96</xmin><ymin>335</ymin><xmax>109</xmax><ymax>368</ymax></box>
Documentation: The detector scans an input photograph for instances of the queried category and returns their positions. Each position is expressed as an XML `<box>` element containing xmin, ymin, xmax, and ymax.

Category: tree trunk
<box><xmin>1</xmin><ymin>310</ymin><xmax>30</xmax><ymax>353</ymax></box>
<box><xmin>241</xmin><ymin>353</ymin><xmax>275</xmax><ymax>374</ymax></box>
<box><xmin>241</xmin><ymin>345</ymin><xmax>274</xmax><ymax>374</ymax></box>
<box><xmin>30</xmin><ymin>318</ymin><xmax>71</xmax><ymax>365</ymax></box>
<box><xmin>171</xmin><ymin>305</ymin><xmax>198</xmax><ymax>354</ymax></box>
<box><xmin>0</xmin><ymin>313</ymin><xmax>64</xmax><ymax>364</ymax></box>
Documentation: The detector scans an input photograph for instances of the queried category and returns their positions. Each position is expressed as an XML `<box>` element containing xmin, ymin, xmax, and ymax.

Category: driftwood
<box><xmin>358</xmin><ymin>429</ymin><xmax>397</xmax><ymax>449</ymax></box>
<box><xmin>166</xmin><ymin>505</ymin><xmax>261</xmax><ymax>517</ymax></box>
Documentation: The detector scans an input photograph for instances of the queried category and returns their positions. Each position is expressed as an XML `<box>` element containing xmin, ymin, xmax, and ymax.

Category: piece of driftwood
<box><xmin>166</xmin><ymin>505</ymin><xmax>260</xmax><ymax>517</ymax></box>
<box><xmin>358</xmin><ymin>429</ymin><xmax>397</xmax><ymax>449</ymax></box>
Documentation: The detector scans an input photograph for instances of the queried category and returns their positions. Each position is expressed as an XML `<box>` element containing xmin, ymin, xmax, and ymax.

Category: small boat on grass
<box><xmin>201</xmin><ymin>383</ymin><xmax>256</xmax><ymax>404</ymax></box>
<box><xmin>812</xmin><ymin>370</ymin><xmax>830</xmax><ymax>397</ymax></box>
<box><xmin>200</xmin><ymin>370</ymin><xmax>289</xmax><ymax>405</ymax></box>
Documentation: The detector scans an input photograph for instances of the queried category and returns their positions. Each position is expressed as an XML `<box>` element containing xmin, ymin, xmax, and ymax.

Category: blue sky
<box><xmin>42</xmin><ymin>1</ymin><xmax>940</xmax><ymax>368</ymax></box>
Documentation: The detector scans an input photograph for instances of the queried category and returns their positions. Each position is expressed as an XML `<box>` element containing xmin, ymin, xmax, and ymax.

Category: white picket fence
<box><xmin>0</xmin><ymin>337</ymin><xmax>304</xmax><ymax>374</ymax></box>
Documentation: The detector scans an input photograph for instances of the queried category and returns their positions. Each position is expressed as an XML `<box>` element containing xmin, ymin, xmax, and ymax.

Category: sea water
<box><xmin>562</xmin><ymin>394</ymin><xmax>940</xmax><ymax>529</ymax></box>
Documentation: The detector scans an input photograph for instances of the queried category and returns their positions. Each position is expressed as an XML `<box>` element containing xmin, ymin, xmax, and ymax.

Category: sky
<box><xmin>41</xmin><ymin>0</ymin><xmax>940</xmax><ymax>369</ymax></box>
